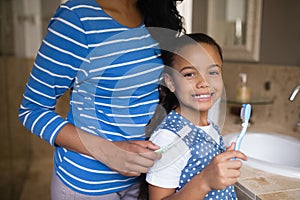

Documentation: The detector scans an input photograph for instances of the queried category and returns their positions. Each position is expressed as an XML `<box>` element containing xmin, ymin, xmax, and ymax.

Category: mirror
<box><xmin>178</xmin><ymin>0</ymin><xmax>263</xmax><ymax>62</ymax></box>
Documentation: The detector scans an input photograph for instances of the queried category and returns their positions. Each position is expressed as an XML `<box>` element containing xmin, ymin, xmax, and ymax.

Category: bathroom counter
<box><xmin>222</xmin><ymin>121</ymin><xmax>300</xmax><ymax>200</ymax></box>
<box><xmin>236</xmin><ymin>165</ymin><xmax>300</xmax><ymax>199</ymax></box>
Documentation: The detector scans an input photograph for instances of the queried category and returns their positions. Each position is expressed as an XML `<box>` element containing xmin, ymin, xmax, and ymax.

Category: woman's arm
<box><xmin>18</xmin><ymin>5</ymin><xmax>88</xmax><ymax>146</ymax></box>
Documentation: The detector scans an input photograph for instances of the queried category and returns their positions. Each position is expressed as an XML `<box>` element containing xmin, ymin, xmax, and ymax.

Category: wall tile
<box><xmin>223</xmin><ymin>63</ymin><xmax>300</xmax><ymax>132</ymax></box>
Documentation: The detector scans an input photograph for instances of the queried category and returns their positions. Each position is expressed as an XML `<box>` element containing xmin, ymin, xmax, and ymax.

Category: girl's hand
<box><xmin>200</xmin><ymin>142</ymin><xmax>247</xmax><ymax>191</ymax></box>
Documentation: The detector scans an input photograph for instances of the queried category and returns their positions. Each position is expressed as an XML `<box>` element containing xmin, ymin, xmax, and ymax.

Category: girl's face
<box><xmin>165</xmin><ymin>42</ymin><xmax>223</xmax><ymax>118</ymax></box>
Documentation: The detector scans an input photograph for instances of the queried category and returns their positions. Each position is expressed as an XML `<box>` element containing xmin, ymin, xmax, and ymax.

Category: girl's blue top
<box><xmin>155</xmin><ymin>111</ymin><xmax>237</xmax><ymax>199</ymax></box>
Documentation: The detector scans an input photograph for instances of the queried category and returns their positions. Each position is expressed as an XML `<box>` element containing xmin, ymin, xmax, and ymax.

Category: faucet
<box><xmin>289</xmin><ymin>84</ymin><xmax>300</xmax><ymax>132</ymax></box>
<box><xmin>289</xmin><ymin>84</ymin><xmax>300</xmax><ymax>101</ymax></box>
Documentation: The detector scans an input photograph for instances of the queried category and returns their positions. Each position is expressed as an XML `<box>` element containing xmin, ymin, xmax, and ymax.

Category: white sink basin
<box><xmin>223</xmin><ymin>132</ymin><xmax>300</xmax><ymax>179</ymax></box>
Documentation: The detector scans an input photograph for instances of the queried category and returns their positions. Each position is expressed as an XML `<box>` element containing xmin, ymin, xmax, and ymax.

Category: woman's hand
<box><xmin>80</xmin><ymin>135</ymin><xmax>162</xmax><ymax>176</ymax></box>
<box><xmin>55</xmin><ymin>124</ymin><xmax>161</xmax><ymax>176</ymax></box>
<box><xmin>109</xmin><ymin>140</ymin><xmax>162</xmax><ymax>176</ymax></box>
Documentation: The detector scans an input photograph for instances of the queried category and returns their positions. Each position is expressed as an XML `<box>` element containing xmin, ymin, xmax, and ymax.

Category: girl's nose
<box><xmin>196</xmin><ymin>75</ymin><xmax>209</xmax><ymax>89</ymax></box>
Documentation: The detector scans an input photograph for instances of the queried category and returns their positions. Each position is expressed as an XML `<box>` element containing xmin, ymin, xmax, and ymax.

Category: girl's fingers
<box><xmin>221</xmin><ymin>150</ymin><xmax>247</xmax><ymax>161</ymax></box>
<box><xmin>227</xmin><ymin>177</ymin><xmax>240</xmax><ymax>186</ymax></box>
<box><xmin>226</xmin><ymin>142</ymin><xmax>236</xmax><ymax>151</ymax></box>
<box><xmin>225</xmin><ymin>142</ymin><xmax>248</xmax><ymax>161</ymax></box>
<box><xmin>226</xmin><ymin>168</ymin><xmax>242</xmax><ymax>178</ymax></box>
<box><xmin>233</xmin><ymin>151</ymin><xmax>248</xmax><ymax>161</ymax></box>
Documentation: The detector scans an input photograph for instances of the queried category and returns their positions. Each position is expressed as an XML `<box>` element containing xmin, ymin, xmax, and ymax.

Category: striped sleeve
<box><xmin>18</xmin><ymin>5</ymin><xmax>89</xmax><ymax>145</ymax></box>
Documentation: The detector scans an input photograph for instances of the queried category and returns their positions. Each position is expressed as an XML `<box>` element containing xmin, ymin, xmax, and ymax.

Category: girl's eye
<box><xmin>183</xmin><ymin>72</ymin><xmax>196</xmax><ymax>78</ymax></box>
<box><xmin>209</xmin><ymin>70</ymin><xmax>221</xmax><ymax>76</ymax></box>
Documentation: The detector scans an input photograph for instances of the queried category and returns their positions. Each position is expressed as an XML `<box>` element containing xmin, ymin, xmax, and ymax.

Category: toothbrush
<box><xmin>155</xmin><ymin>125</ymin><xmax>191</xmax><ymax>154</ymax></box>
<box><xmin>234</xmin><ymin>104</ymin><xmax>252</xmax><ymax>151</ymax></box>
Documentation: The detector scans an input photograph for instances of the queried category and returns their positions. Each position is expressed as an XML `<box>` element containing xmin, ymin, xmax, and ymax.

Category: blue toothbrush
<box><xmin>234</xmin><ymin>104</ymin><xmax>252</xmax><ymax>151</ymax></box>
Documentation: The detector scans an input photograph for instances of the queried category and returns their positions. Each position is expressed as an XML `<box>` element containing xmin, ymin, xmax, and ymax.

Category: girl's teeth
<box><xmin>193</xmin><ymin>94</ymin><xmax>211</xmax><ymax>98</ymax></box>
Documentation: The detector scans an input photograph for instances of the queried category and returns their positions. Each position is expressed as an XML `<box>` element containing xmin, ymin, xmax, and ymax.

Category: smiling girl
<box><xmin>145</xmin><ymin>33</ymin><xmax>247</xmax><ymax>200</ymax></box>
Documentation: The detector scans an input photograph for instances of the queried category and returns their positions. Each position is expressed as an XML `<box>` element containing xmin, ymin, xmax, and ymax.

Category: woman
<box><xmin>18</xmin><ymin>0</ymin><xmax>184</xmax><ymax>199</ymax></box>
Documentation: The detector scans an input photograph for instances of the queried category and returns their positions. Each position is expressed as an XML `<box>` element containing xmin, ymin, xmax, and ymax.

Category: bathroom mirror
<box><xmin>208</xmin><ymin>0</ymin><xmax>262</xmax><ymax>62</ymax></box>
<box><xmin>180</xmin><ymin>0</ymin><xmax>263</xmax><ymax>62</ymax></box>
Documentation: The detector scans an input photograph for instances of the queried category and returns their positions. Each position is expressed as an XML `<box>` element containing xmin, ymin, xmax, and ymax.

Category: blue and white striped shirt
<box><xmin>18</xmin><ymin>0</ymin><xmax>163</xmax><ymax>195</ymax></box>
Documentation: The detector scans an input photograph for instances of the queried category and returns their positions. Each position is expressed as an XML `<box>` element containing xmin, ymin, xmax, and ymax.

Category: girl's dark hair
<box><xmin>146</xmin><ymin>33</ymin><xmax>223</xmax><ymax>137</ymax></box>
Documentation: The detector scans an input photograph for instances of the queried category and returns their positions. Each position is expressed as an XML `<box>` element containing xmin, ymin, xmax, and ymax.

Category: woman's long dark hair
<box><xmin>138</xmin><ymin>0</ymin><xmax>185</xmax><ymax>33</ymax></box>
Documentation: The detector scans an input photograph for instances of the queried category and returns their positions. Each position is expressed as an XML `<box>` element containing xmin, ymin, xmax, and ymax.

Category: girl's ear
<box><xmin>164</xmin><ymin>73</ymin><xmax>175</xmax><ymax>92</ymax></box>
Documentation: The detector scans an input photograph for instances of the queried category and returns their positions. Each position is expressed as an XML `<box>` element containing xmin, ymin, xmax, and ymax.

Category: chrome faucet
<box><xmin>289</xmin><ymin>84</ymin><xmax>300</xmax><ymax>101</ymax></box>
<box><xmin>289</xmin><ymin>84</ymin><xmax>300</xmax><ymax>132</ymax></box>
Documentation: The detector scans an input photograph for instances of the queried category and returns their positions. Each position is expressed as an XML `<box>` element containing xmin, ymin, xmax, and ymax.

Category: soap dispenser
<box><xmin>236</xmin><ymin>73</ymin><xmax>251</xmax><ymax>102</ymax></box>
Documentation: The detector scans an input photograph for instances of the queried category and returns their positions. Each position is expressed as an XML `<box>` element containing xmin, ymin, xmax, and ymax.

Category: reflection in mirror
<box><xmin>208</xmin><ymin>0</ymin><xmax>263</xmax><ymax>62</ymax></box>
<box><xmin>178</xmin><ymin>0</ymin><xmax>263</xmax><ymax>62</ymax></box>
<box><xmin>208</xmin><ymin>0</ymin><xmax>247</xmax><ymax>46</ymax></box>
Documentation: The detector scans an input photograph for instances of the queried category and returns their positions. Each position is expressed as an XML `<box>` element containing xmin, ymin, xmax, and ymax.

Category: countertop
<box><xmin>222</xmin><ymin>118</ymin><xmax>300</xmax><ymax>200</ymax></box>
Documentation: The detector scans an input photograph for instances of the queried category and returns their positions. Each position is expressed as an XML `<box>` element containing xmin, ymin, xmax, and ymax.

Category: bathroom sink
<box><xmin>223</xmin><ymin>132</ymin><xmax>300</xmax><ymax>179</ymax></box>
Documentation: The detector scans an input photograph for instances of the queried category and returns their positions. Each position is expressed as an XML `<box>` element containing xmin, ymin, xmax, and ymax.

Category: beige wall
<box><xmin>0</xmin><ymin>57</ymin><xmax>33</xmax><ymax>199</ymax></box>
<box><xmin>223</xmin><ymin>62</ymin><xmax>300</xmax><ymax>132</ymax></box>
<box><xmin>0</xmin><ymin>57</ymin><xmax>68</xmax><ymax>199</ymax></box>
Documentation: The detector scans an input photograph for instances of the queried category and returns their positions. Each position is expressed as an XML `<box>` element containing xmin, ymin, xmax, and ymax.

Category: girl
<box><xmin>146</xmin><ymin>33</ymin><xmax>247</xmax><ymax>200</ymax></box>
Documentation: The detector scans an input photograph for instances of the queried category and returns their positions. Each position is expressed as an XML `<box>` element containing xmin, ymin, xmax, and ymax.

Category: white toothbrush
<box><xmin>155</xmin><ymin>125</ymin><xmax>191</xmax><ymax>154</ymax></box>
<box><xmin>234</xmin><ymin>104</ymin><xmax>252</xmax><ymax>151</ymax></box>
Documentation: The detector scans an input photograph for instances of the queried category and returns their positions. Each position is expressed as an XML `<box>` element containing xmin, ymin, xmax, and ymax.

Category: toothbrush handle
<box><xmin>234</xmin><ymin>122</ymin><xmax>248</xmax><ymax>151</ymax></box>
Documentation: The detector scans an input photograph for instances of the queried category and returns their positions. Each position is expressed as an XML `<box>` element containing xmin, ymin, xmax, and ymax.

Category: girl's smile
<box><xmin>191</xmin><ymin>93</ymin><xmax>212</xmax><ymax>101</ymax></box>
